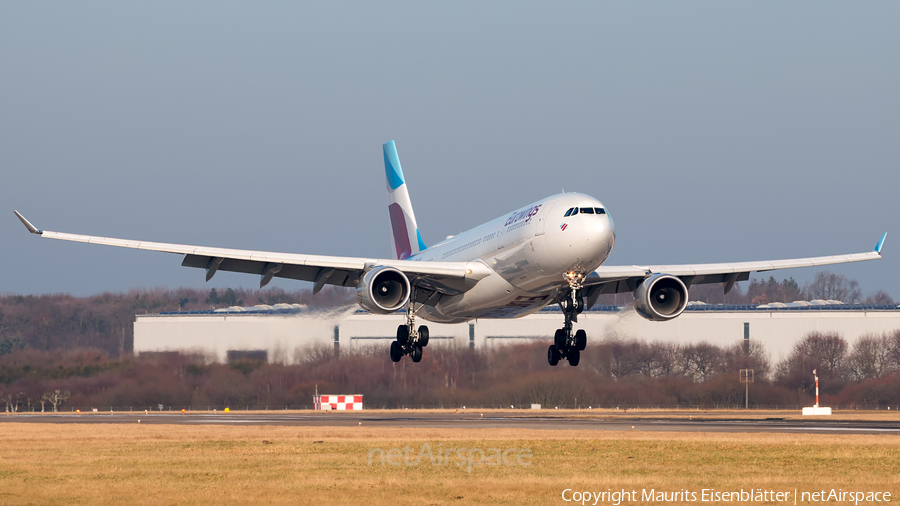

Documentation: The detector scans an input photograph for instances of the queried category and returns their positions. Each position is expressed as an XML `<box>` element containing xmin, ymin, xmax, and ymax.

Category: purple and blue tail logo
<box><xmin>560</xmin><ymin>223</ymin><xmax>568</xmax><ymax>231</ymax></box>
<box><xmin>389</xmin><ymin>203</ymin><xmax>413</xmax><ymax>260</ymax></box>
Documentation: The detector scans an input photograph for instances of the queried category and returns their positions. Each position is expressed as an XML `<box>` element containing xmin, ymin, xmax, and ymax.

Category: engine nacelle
<box><xmin>633</xmin><ymin>273</ymin><xmax>689</xmax><ymax>321</ymax></box>
<box><xmin>355</xmin><ymin>266</ymin><xmax>411</xmax><ymax>314</ymax></box>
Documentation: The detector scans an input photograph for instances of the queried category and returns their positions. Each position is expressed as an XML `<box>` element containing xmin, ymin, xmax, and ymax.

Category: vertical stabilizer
<box><xmin>383</xmin><ymin>140</ymin><xmax>426</xmax><ymax>260</ymax></box>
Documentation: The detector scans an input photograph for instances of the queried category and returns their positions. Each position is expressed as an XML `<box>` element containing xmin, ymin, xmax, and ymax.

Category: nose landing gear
<box><xmin>389</xmin><ymin>288</ymin><xmax>429</xmax><ymax>363</ymax></box>
<box><xmin>548</xmin><ymin>271</ymin><xmax>587</xmax><ymax>367</ymax></box>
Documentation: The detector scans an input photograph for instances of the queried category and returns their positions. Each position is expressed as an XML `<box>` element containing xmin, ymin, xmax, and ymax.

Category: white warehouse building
<box><xmin>133</xmin><ymin>302</ymin><xmax>900</xmax><ymax>363</ymax></box>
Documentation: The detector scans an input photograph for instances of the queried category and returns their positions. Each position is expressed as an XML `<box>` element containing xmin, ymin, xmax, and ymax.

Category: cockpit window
<box><xmin>565</xmin><ymin>206</ymin><xmax>607</xmax><ymax>217</ymax></box>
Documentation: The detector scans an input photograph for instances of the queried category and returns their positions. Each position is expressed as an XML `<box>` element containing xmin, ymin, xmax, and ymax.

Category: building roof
<box><xmin>157</xmin><ymin>303</ymin><xmax>307</xmax><ymax>316</ymax></box>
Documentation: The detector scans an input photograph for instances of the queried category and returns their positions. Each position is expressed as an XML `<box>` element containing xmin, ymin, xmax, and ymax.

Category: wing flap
<box><xmin>182</xmin><ymin>254</ymin><xmax>363</xmax><ymax>287</ymax></box>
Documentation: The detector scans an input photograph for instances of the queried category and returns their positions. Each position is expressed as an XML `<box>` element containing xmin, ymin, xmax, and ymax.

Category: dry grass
<box><xmin>1</xmin><ymin>423</ymin><xmax>898</xmax><ymax>505</ymax></box>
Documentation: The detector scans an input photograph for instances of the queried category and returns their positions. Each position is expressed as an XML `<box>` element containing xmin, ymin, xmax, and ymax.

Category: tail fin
<box><xmin>383</xmin><ymin>140</ymin><xmax>426</xmax><ymax>260</ymax></box>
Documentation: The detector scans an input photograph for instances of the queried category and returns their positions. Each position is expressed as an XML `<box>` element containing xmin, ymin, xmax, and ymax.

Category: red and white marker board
<box><xmin>314</xmin><ymin>395</ymin><xmax>363</xmax><ymax>410</ymax></box>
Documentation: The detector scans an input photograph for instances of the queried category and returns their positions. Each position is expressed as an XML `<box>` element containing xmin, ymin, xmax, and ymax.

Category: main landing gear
<box><xmin>390</xmin><ymin>290</ymin><xmax>429</xmax><ymax>363</ymax></box>
<box><xmin>548</xmin><ymin>271</ymin><xmax>587</xmax><ymax>367</ymax></box>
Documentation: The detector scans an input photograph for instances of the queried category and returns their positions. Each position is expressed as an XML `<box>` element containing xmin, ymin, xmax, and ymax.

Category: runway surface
<box><xmin>3</xmin><ymin>411</ymin><xmax>899</xmax><ymax>434</ymax></box>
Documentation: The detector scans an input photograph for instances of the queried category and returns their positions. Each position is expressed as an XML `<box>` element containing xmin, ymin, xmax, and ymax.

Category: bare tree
<box><xmin>723</xmin><ymin>340</ymin><xmax>771</xmax><ymax>379</ymax></box>
<box><xmin>887</xmin><ymin>329</ymin><xmax>900</xmax><ymax>373</ymax></box>
<box><xmin>626</xmin><ymin>342</ymin><xmax>657</xmax><ymax>378</ymax></box>
<box><xmin>1</xmin><ymin>388</ymin><xmax>23</xmax><ymax>413</ymax></box>
<box><xmin>776</xmin><ymin>332</ymin><xmax>849</xmax><ymax>393</ymax></box>
<box><xmin>606</xmin><ymin>341</ymin><xmax>686</xmax><ymax>379</ymax></box>
<box><xmin>680</xmin><ymin>343</ymin><xmax>723</xmax><ymax>382</ymax></box>
<box><xmin>649</xmin><ymin>342</ymin><xmax>682</xmax><ymax>377</ymax></box>
<box><xmin>41</xmin><ymin>389</ymin><xmax>71</xmax><ymax>413</ymax></box>
<box><xmin>804</xmin><ymin>332</ymin><xmax>848</xmax><ymax>373</ymax></box>
<box><xmin>804</xmin><ymin>271</ymin><xmax>862</xmax><ymax>303</ymax></box>
<box><xmin>607</xmin><ymin>340</ymin><xmax>642</xmax><ymax>379</ymax></box>
<box><xmin>863</xmin><ymin>290</ymin><xmax>896</xmax><ymax>305</ymax></box>
<box><xmin>845</xmin><ymin>334</ymin><xmax>893</xmax><ymax>381</ymax></box>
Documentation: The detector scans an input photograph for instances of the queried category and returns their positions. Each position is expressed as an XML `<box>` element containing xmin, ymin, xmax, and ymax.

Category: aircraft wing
<box><xmin>584</xmin><ymin>233</ymin><xmax>886</xmax><ymax>296</ymax></box>
<box><xmin>13</xmin><ymin>211</ymin><xmax>491</xmax><ymax>297</ymax></box>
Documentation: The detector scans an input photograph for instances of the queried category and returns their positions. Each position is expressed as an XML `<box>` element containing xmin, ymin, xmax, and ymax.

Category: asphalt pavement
<box><xmin>3</xmin><ymin>411</ymin><xmax>899</xmax><ymax>435</ymax></box>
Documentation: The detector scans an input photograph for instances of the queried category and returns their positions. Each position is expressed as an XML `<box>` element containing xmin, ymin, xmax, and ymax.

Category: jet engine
<box><xmin>633</xmin><ymin>273</ymin><xmax>689</xmax><ymax>321</ymax></box>
<box><xmin>355</xmin><ymin>266</ymin><xmax>411</xmax><ymax>314</ymax></box>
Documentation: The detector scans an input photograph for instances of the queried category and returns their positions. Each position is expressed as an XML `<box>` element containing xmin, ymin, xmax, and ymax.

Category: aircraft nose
<box><xmin>546</xmin><ymin>207</ymin><xmax>615</xmax><ymax>272</ymax></box>
<box><xmin>592</xmin><ymin>214</ymin><xmax>616</xmax><ymax>260</ymax></box>
<box><xmin>605</xmin><ymin>214</ymin><xmax>616</xmax><ymax>247</ymax></box>
<box><xmin>593</xmin><ymin>214</ymin><xmax>614</xmax><ymax>247</ymax></box>
<box><xmin>570</xmin><ymin>214</ymin><xmax>614</xmax><ymax>264</ymax></box>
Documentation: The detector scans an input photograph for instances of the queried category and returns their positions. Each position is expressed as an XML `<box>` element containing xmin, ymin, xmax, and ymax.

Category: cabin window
<box><xmin>564</xmin><ymin>208</ymin><xmax>574</xmax><ymax>217</ymax></box>
<box><xmin>579</xmin><ymin>207</ymin><xmax>594</xmax><ymax>214</ymax></box>
<box><xmin>594</xmin><ymin>207</ymin><xmax>606</xmax><ymax>215</ymax></box>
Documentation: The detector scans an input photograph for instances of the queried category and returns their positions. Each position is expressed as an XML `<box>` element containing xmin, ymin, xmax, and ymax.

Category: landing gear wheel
<box><xmin>410</xmin><ymin>345</ymin><xmax>423</xmax><ymax>363</ymax></box>
<box><xmin>575</xmin><ymin>329</ymin><xmax>587</xmax><ymax>351</ymax></box>
<box><xmin>548</xmin><ymin>345</ymin><xmax>561</xmax><ymax>366</ymax></box>
<box><xmin>567</xmin><ymin>348</ymin><xmax>580</xmax><ymax>367</ymax></box>
<box><xmin>418</xmin><ymin>326</ymin><xmax>429</xmax><ymax>347</ymax></box>
<box><xmin>390</xmin><ymin>341</ymin><xmax>402</xmax><ymax>362</ymax></box>
<box><xmin>554</xmin><ymin>329</ymin><xmax>566</xmax><ymax>349</ymax></box>
<box><xmin>562</xmin><ymin>296</ymin><xmax>585</xmax><ymax>314</ymax></box>
<box><xmin>396</xmin><ymin>325</ymin><xmax>409</xmax><ymax>346</ymax></box>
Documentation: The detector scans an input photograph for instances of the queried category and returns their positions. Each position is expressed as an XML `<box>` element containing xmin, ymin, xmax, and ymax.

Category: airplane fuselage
<box><xmin>407</xmin><ymin>193</ymin><xmax>615</xmax><ymax>323</ymax></box>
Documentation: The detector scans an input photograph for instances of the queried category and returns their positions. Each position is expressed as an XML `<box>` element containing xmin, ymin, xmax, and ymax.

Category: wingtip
<box><xmin>13</xmin><ymin>210</ymin><xmax>41</xmax><ymax>235</ymax></box>
<box><xmin>875</xmin><ymin>232</ymin><xmax>887</xmax><ymax>255</ymax></box>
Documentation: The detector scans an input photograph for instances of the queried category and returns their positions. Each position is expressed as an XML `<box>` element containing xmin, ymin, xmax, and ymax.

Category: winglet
<box><xmin>13</xmin><ymin>210</ymin><xmax>42</xmax><ymax>235</ymax></box>
<box><xmin>875</xmin><ymin>232</ymin><xmax>887</xmax><ymax>255</ymax></box>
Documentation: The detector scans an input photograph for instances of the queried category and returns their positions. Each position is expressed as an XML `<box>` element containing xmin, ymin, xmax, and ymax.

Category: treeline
<box><xmin>0</xmin><ymin>287</ymin><xmax>354</xmax><ymax>357</ymax></box>
<box><xmin>1</xmin><ymin>271</ymin><xmax>894</xmax><ymax>359</ymax></box>
<box><xmin>2</xmin><ymin>331</ymin><xmax>898</xmax><ymax>413</ymax></box>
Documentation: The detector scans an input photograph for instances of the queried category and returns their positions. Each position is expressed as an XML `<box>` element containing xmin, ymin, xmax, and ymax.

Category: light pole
<box><xmin>740</xmin><ymin>369</ymin><xmax>754</xmax><ymax>409</ymax></box>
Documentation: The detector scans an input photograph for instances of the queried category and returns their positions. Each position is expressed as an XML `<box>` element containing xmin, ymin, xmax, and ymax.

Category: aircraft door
<box><xmin>534</xmin><ymin>202</ymin><xmax>556</xmax><ymax>236</ymax></box>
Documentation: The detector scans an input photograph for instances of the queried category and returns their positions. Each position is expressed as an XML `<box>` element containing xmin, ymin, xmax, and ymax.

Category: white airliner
<box><xmin>15</xmin><ymin>141</ymin><xmax>886</xmax><ymax>366</ymax></box>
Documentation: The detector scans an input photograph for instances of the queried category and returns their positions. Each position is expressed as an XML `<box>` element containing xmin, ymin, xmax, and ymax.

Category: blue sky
<box><xmin>2</xmin><ymin>2</ymin><xmax>898</xmax><ymax>297</ymax></box>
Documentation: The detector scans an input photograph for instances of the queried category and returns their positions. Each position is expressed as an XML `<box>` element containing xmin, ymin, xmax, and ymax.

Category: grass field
<box><xmin>1</xmin><ymin>417</ymin><xmax>898</xmax><ymax>505</ymax></box>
